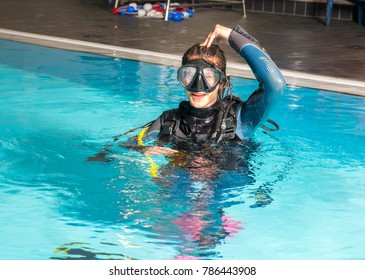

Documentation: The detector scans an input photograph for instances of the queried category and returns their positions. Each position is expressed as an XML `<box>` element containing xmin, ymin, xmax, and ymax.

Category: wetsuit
<box><xmin>146</xmin><ymin>25</ymin><xmax>286</xmax><ymax>144</ymax></box>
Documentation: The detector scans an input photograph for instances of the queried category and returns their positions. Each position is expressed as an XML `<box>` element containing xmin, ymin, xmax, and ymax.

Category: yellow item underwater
<box><xmin>137</xmin><ymin>127</ymin><xmax>159</xmax><ymax>178</ymax></box>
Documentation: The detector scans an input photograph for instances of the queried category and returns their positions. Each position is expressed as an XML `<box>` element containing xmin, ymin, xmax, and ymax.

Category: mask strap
<box><xmin>218</xmin><ymin>75</ymin><xmax>231</xmax><ymax>101</ymax></box>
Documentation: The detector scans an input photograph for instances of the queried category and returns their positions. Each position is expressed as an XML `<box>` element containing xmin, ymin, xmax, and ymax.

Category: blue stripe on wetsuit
<box><xmin>229</xmin><ymin>27</ymin><xmax>286</xmax><ymax>140</ymax></box>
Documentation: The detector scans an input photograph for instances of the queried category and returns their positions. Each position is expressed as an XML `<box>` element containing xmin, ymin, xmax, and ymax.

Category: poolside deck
<box><xmin>0</xmin><ymin>0</ymin><xmax>364</xmax><ymax>95</ymax></box>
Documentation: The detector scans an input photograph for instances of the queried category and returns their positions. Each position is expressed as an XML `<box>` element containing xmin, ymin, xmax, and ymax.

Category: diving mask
<box><xmin>177</xmin><ymin>59</ymin><xmax>223</xmax><ymax>93</ymax></box>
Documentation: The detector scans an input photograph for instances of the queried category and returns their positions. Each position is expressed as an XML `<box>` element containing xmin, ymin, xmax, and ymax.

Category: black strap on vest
<box><xmin>212</xmin><ymin>97</ymin><xmax>237</xmax><ymax>143</ymax></box>
<box><xmin>156</xmin><ymin>96</ymin><xmax>279</xmax><ymax>143</ymax></box>
<box><xmin>160</xmin><ymin>109</ymin><xmax>186</xmax><ymax>138</ymax></box>
<box><xmin>261</xmin><ymin>119</ymin><xmax>280</xmax><ymax>131</ymax></box>
<box><xmin>159</xmin><ymin>97</ymin><xmax>239</xmax><ymax>143</ymax></box>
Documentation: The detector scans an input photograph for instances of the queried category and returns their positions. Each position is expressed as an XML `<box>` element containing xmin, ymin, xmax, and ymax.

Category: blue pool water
<box><xmin>0</xmin><ymin>39</ymin><xmax>365</xmax><ymax>260</ymax></box>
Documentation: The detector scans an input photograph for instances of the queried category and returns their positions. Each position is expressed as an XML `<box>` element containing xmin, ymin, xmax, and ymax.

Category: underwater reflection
<box><xmin>110</xmin><ymin>141</ymin><xmax>275</xmax><ymax>259</ymax></box>
<box><xmin>54</xmin><ymin>134</ymin><xmax>289</xmax><ymax>259</ymax></box>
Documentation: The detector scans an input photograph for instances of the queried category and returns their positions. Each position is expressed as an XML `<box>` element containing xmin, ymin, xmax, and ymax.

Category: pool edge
<box><xmin>1</xmin><ymin>28</ymin><xmax>364</xmax><ymax>97</ymax></box>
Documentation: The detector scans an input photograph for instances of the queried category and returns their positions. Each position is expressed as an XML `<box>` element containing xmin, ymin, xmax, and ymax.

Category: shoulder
<box><xmin>160</xmin><ymin>108</ymin><xmax>181</xmax><ymax>124</ymax></box>
<box><xmin>222</xmin><ymin>95</ymin><xmax>244</xmax><ymax>111</ymax></box>
<box><xmin>223</xmin><ymin>95</ymin><xmax>243</xmax><ymax>103</ymax></box>
<box><xmin>146</xmin><ymin>106</ymin><xmax>181</xmax><ymax>137</ymax></box>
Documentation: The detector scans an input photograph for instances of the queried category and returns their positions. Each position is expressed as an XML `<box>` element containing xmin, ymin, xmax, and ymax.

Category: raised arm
<box><xmin>230</xmin><ymin>25</ymin><xmax>286</xmax><ymax>139</ymax></box>
<box><xmin>202</xmin><ymin>24</ymin><xmax>286</xmax><ymax>139</ymax></box>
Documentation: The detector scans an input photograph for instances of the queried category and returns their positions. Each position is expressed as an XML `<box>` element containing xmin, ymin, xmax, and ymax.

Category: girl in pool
<box><xmin>139</xmin><ymin>24</ymin><xmax>286</xmax><ymax>156</ymax></box>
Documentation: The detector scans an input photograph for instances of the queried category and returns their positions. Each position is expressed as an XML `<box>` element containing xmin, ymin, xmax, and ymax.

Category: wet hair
<box><xmin>182</xmin><ymin>43</ymin><xmax>226</xmax><ymax>74</ymax></box>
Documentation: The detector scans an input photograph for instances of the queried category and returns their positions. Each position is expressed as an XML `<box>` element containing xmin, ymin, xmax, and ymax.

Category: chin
<box><xmin>190</xmin><ymin>100</ymin><xmax>209</xmax><ymax>109</ymax></box>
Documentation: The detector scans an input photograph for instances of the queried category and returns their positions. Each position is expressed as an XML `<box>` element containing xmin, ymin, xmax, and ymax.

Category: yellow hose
<box><xmin>137</xmin><ymin>127</ymin><xmax>159</xmax><ymax>178</ymax></box>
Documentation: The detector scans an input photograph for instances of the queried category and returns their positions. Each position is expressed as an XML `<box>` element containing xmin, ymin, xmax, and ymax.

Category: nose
<box><xmin>196</xmin><ymin>74</ymin><xmax>205</xmax><ymax>91</ymax></box>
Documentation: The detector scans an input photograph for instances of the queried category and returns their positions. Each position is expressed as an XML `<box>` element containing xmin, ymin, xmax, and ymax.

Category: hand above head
<box><xmin>200</xmin><ymin>24</ymin><xmax>233</xmax><ymax>48</ymax></box>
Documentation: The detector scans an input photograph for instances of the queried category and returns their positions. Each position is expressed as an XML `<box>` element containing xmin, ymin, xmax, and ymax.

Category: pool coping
<box><xmin>1</xmin><ymin>28</ymin><xmax>364</xmax><ymax>97</ymax></box>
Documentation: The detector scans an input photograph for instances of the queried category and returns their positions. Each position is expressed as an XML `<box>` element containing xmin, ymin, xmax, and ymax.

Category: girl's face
<box><xmin>182</xmin><ymin>56</ymin><xmax>223</xmax><ymax>109</ymax></box>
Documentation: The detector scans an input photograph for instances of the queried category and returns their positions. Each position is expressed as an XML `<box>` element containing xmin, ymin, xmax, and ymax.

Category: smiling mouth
<box><xmin>190</xmin><ymin>92</ymin><xmax>206</xmax><ymax>101</ymax></box>
<box><xmin>191</xmin><ymin>92</ymin><xmax>206</xmax><ymax>97</ymax></box>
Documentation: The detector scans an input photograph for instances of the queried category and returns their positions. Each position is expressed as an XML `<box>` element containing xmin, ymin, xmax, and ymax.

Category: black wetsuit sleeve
<box><xmin>229</xmin><ymin>25</ymin><xmax>286</xmax><ymax>139</ymax></box>
<box><xmin>145</xmin><ymin>115</ymin><xmax>162</xmax><ymax>138</ymax></box>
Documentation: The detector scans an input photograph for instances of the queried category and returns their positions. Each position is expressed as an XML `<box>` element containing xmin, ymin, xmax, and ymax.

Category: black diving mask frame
<box><xmin>177</xmin><ymin>58</ymin><xmax>224</xmax><ymax>94</ymax></box>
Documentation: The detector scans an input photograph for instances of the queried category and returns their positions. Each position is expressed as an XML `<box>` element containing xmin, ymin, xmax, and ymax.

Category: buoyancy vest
<box><xmin>158</xmin><ymin>95</ymin><xmax>243</xmax><ymax>144</ymax></box>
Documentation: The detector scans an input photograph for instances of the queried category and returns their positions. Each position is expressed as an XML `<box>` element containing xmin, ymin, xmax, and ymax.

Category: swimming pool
<box><xmin>1</xmin><ymin>39</ymin><xmax>365</xmax><ymax>260</ymax></box>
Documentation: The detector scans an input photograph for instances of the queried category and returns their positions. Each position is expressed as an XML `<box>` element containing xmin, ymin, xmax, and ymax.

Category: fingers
<box><xmin>200</xmin><ymin>32</ymin><xmax>216</xmax><ymax>48</ymax></box>
<box><xmin>203</xmin><ymin>25</ymin><xmax>221</xmax><ymax>48</ymax></box>
<box><xmin>200</xmin><ymin>32</ymin><xmax>215</xmax><ymax>48</ymax></box>
<box><xmin>200</xmin><ymin>24</ymin><xmax>232</xmax><ymax>48</ymax></box>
